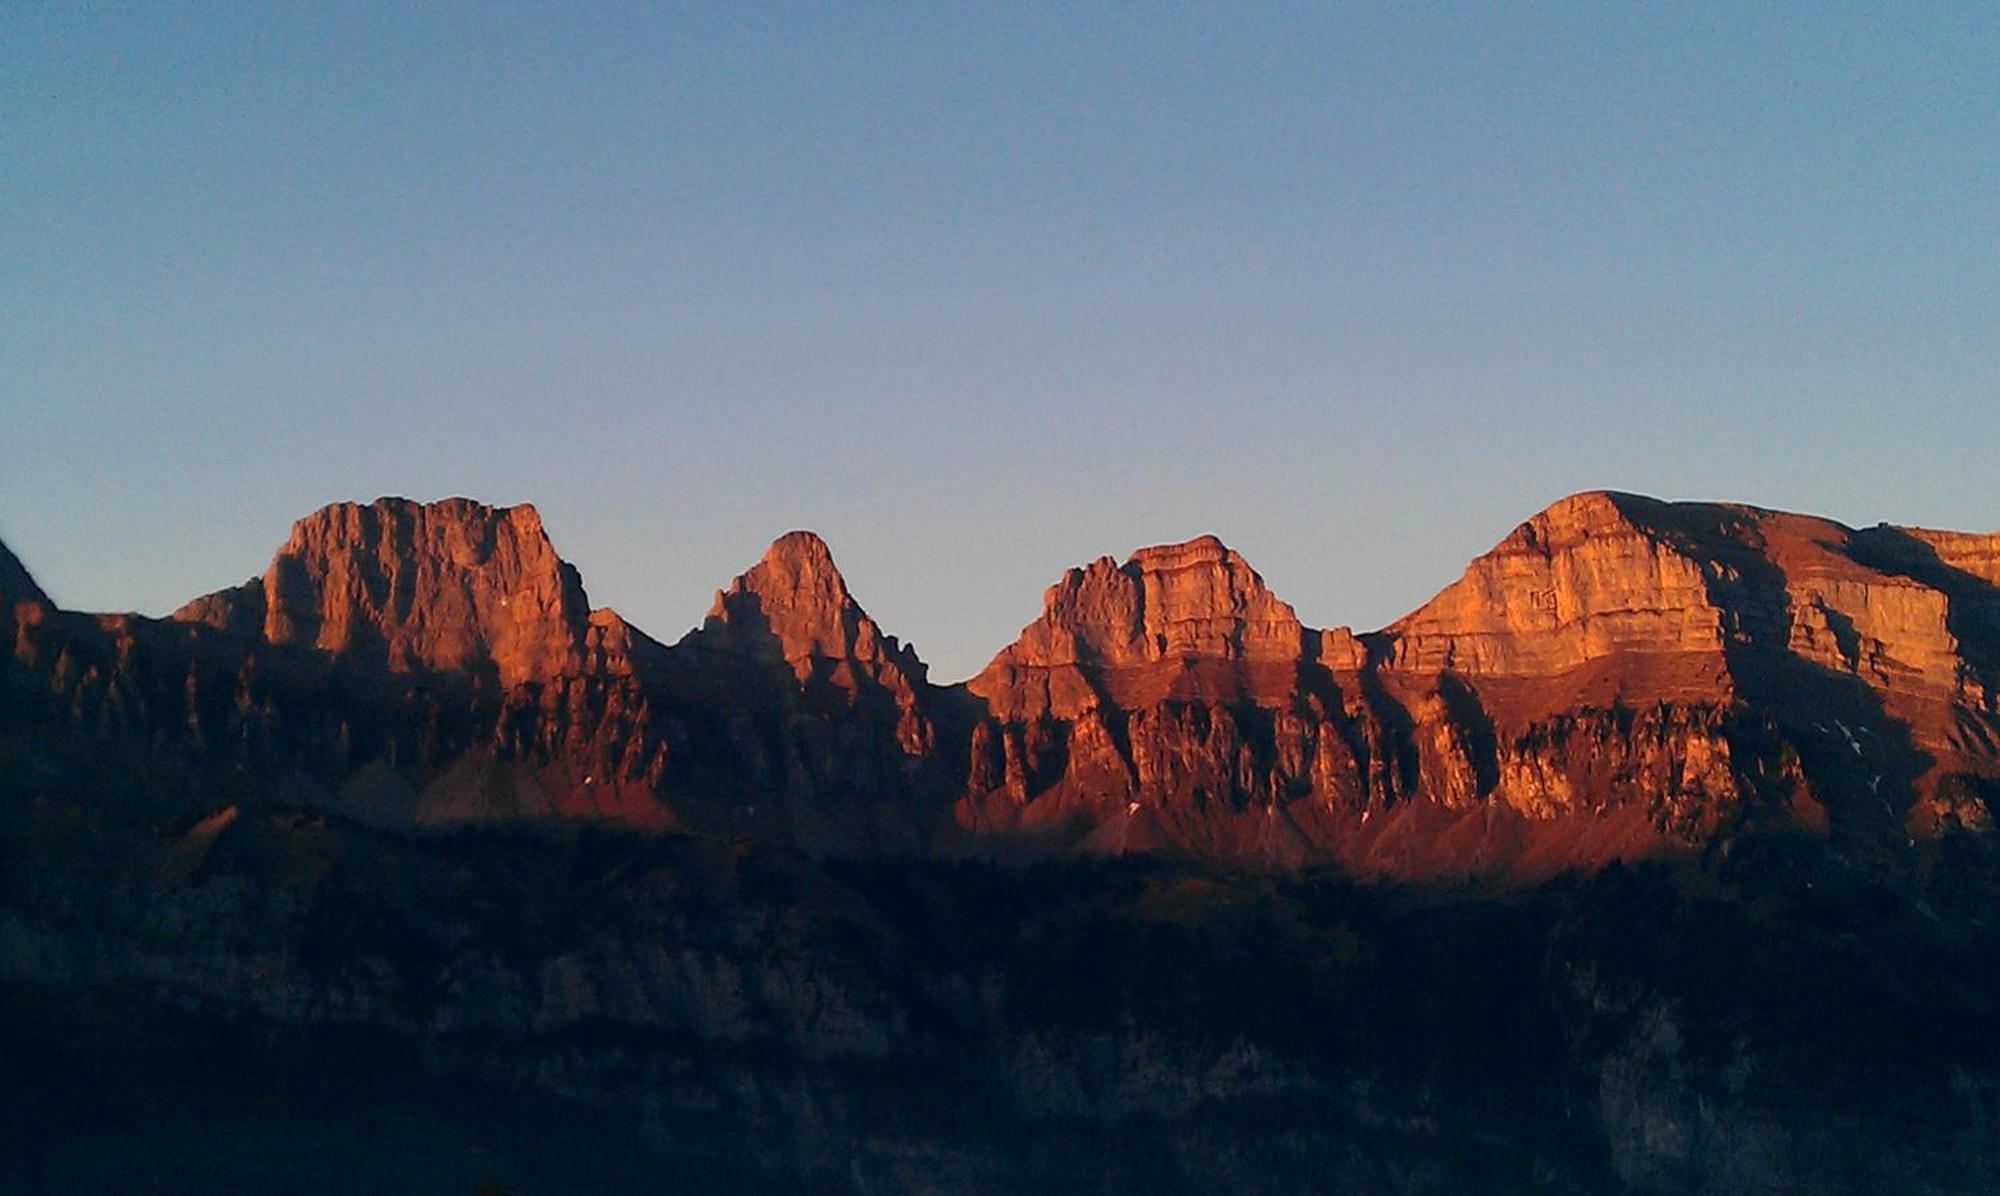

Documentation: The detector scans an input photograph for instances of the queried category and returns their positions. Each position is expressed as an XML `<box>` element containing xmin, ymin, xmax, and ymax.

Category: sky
<box><xmin>3</xmin><ymin>4</ymin><xmax>1996</xmax><ymax>681</ymax></box>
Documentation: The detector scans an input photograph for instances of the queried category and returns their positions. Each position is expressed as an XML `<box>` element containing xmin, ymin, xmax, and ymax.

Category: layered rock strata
<box><xmin>173</xmin><ymin>497</ymin><xmax>592</xmax><ymax>686</ymax></box>
<box><xmin>955</xmin><ymin>492</ymin><xmax>1999</xmax><ymax>874</ymax></box>
<box><xmin>3</xmin><ymin>490</ymin><xmax>1996</xmax><ymax>879</ymax></box>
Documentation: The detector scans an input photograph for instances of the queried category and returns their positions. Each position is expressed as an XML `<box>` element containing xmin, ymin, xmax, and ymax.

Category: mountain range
<box><xmin>7</xmin><ymin>489</ymin><xmax>1996</xmax><ymax>878</ymax></box>
<box><xmin>5</xmin><ymin>491</ymin><xmax>2000</xmax><ymax>1193</ymax></box>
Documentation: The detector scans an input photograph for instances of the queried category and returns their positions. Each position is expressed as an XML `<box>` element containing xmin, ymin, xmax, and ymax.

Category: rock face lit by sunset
<box><xmin>3</xmin><ymin>7</ymin><xmax>1996</xmax><ymax>1194</ymax></box>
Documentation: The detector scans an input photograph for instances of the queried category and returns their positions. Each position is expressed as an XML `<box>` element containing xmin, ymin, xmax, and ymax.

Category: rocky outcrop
<box><xmin>1373</xmin><ymin>495</ymin><xmax>2000</xmax><ymax>843</ymax></box>
<box><xmin>1383</xmin><ymin>492</ymin><xmax>1733</xmax><ymax>684</ymax></box>
<box><xmin>174</xmin><ymin>497</ymin><xmax>591</xmax><ymax>687</ymax></box>
<box><xmin>956</xmin><ymin>535</ymin><xmax>1364</xmax><ymax>865</ymax></box>
<box><xmin>955</xmin><ymin>517</ymin><xmax>1752</xmax><ymax>870</ymax></box>
<box><xmin>6</xmin><ymin>505</ymin><xmax>964</xmax><ymax>849</ymax></box>
<box><xmin>655</xmin><ymin>531</ymin><xmax>953</xmax><ymax>853</ymax></box>
<box><xmin>685</xmin><ymin>530</ymin><xmax>936</xmax><ymax>755</ymax></box>
<box><xmin>1383</xmin><ymin>493</ymin><xmax>1996</xmax><ymax>710</ymax></box>
<box><xmin>968</xmin><ymin>535</ymin><xmax>1308</xmax><ymax>722</ymax></box>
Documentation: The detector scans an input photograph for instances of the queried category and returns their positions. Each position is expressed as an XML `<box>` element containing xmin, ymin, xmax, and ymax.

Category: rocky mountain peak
<box><xmin>968</xmin><ymin>535</ymin><xmax>1309</xmax><ymax>724</ymax></box>
<box><xmin>705</xmin><ymin>531</ymin><xmax>866</xmax><ymax>666</ymax></box>
<box><xmin>175</xmin><ymin>496</ymin><xmax>591</xmax><ymax>686</ymax></box>
<box><xmin>761</xmin><ymin>528</ymin><xmax>840</xmax><ymax>571</ymax></box>
<box><xmin>996</xmin><ymin>534</ymin><xmax>1304</xmax><ymax>676</ymax></box>
<box><xmin>694</xmin><ymin>530</ymin><xmax>931</xmax><ymax>702</ymax></box>
<box><xmin>1122</xmin><ymin>534</ymin><xmax>1304</xmax><ymax>662</ymax></box>
<box><xmin>724</xmin><ymin>530</ymin><xmax>853</xmax><ymax>626</ymax></box>
<box><xmin>1384</xmin><ymin>492</ymin><xmax>1735</xmax><ymax>683</ymax></box>
<box><xmin>1495</xmin><ymin>490</ymin><xmax>1659</xmax><ymax>553</ymax></box>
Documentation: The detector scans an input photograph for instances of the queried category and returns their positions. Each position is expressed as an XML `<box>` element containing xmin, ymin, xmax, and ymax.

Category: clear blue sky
<box><xmin>3</xmin><ymin>4</ymin><xmax>1995</xmax><ymax>681</ymax></box>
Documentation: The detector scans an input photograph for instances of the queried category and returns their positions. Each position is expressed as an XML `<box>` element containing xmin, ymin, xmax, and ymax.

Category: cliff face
<box><xmin>953</xmin><ymin>492</ymin><xmax>2000</xmax><ymax>876</ymax></box>
<box><xmin>174</xmin><ymin>497</ymin><xmax>592</xmax><ymax>687</ymax></box>
<box><xmin>4</xmin><ymin>490</ymin><xmax>1997</xmax><ymax>879</ymax></box>
<box><xmin>1377</xmin><ymin>494</ymin><xmax>1999</xmax><ymax>841</ymax></box>
<box><xmin>1388</xmin><ymin>492</ymin><xmax>1994</xmax><ymax>710</ymax></box>
<box><xmin>687</xmin><ymin>530</ymin><xmax>936</xmax><ymax>753</ymax></box>
<box><xmin>957</xmin><ymin>535</ymin><xmax>1353</xmax><ymax>867</ymax></box>
<box><xmin>1385</xmin><ymin>492</ymin><xmax>1733</xmax><ymax>683</ymax></box>
<box><xmin>969</xmin><ymin>535</ymin><xmax>1307</xmax><ymax>722</ymax></box>
<box><xmin>642</xmin><ymin>531</ymin><xmax>951</xmax><ymax>853</ymax></box>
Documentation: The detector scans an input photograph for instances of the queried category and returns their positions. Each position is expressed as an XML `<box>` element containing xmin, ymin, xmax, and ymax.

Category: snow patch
<box><xmin>1833</xmin><ymin>720</ymin><xmax>1864</xmax><ymax>755</ymax></box>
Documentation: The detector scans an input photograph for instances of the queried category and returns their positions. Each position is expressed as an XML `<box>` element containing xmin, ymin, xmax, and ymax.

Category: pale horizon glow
<box><xmin>3</xmin><ymin>5</ymin><xmax>1996</xmax><ymax>681</ymax></box>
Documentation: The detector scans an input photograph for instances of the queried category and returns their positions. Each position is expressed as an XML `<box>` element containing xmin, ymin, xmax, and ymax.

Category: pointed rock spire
<box><xmin>696</xmin><ymin>529</ymin><xmax>930</xmax><ymax>691</ymax></box>
<box><xmin>705</xmin><ymin>531</ymin><xmax>873</xmax><ymax>671</ymax></box>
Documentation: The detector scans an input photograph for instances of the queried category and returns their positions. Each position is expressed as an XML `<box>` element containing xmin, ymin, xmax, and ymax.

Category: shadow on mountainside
<box><xmin>8</xmin><ymin>713</ymin><xmax>2000</xmax><ymax>1195</ymax></box>
<box><xmin>1699</xmin><ymin>522</ymin><xmax>1936</xmax><ymax>857</ymax></box>
<box><xmin>1848</xmin><ymin>527</ymin><xmax>2000</xmax><ymax>683</ymax></box>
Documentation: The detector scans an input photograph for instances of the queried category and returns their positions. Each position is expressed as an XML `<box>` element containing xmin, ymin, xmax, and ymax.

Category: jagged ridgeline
<box><xmin>9</xmin><ymin>492</ymin><xmax>2000</xmax><ymax>1194</ymax></box>
<box><xmin>3</xmin><ymin>490</ymin><xmax>1997</xmax><ymax>879</ymax></box>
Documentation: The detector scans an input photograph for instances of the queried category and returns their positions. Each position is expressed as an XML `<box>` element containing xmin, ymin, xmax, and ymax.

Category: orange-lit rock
<box><xmin>687</xmin><ymin>530</ymin><xmax>936</xmax><ymax>757</ymax></box>
<box><xmin>968</xmin><ymin>534</ymin><xmax>1307</xmax><ymax>722</ymax></box>
<box><xmin>954</xmin><ymin>493</ymin><xmax>2000</xmax><ymax>875</ymax></box>
<box><xmin>5</xmin><ymin>490</ymin><xmax>1996</xmax><ymax>879</ymax></box>
<box><xmin>175</xmin><ymin>497</ymin><xmax>590</xmax><ymax>687</ymax></box>
<box><xmin>1384</xmin><ymin>492</ymin><xmax>1729</xmax><ymax>678</ymax></box>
